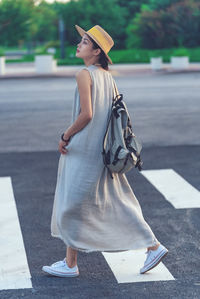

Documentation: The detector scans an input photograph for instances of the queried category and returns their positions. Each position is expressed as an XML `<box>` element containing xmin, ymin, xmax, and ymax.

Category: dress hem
<box><xmin>51</xmin><ymin>232</ymin><xmax>158</xmax><ymax>254</ymax></box>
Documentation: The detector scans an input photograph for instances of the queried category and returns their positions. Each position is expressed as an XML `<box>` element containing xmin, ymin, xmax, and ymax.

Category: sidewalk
<box><xmin>1</xmin><ymin>62</ymin><xmax>200</xmax><ymax>79</ymax></box>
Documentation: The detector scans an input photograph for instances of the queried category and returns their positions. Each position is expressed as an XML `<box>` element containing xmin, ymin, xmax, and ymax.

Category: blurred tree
<box><xmin>32</xmin><ymin>0</ymin><xmax>58</xmax><ymax>43</ymax></box>
<box><xmin>0</xmin><ymin>0</ymin><xmax>35</xmax><ymax>46</ymax></box>
<box><xmin>167</xmin><ymin>0</ymin><xmax>200</xmax><ymax>47</ymax></box>
<box><xmin>116</xmin><ymin>0</ymin><xmax>150</xmax><ymax>20</ymax></box>
<box><xmin>126</xmin><ymin>0</ymin><xmax>200</xmax><ymax>49</ymax></box>
<box><xmin>147</xmin><ymin>0</ymin><xmax>181</xmax><ymax>10</ymax></box>
<box><xmin>1</xmin><ymin>0</ymin><xmax>199</xmax><ymax>51</ymax></box>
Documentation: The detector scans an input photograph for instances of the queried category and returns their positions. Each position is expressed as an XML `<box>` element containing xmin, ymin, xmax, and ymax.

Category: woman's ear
<box><xmin>93</xmin><ymin>48</ymin><xmax>101</xmax><ymax>57</ymax></box>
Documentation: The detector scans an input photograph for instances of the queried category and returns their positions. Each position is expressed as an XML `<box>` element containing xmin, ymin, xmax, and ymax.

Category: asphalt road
<box><xmin>0</xmin><ymin>72</ymin><xmax>200</xmax><ymax>298</ymax></box>
<box><xmin>0</xmin><ymin>72</ymin><xmax>200</xmax><ymax>153</ymax></box>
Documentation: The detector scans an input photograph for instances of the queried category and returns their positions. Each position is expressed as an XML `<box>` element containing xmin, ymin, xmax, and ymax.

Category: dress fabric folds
<box><xmin>51</xmin><ymin>64</ymin><xmax>158</xmax><ymax>253</ymax></box>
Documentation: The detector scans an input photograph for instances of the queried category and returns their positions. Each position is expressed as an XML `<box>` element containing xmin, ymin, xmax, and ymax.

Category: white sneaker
<box><xmin>140</xmin><ymin>244</ymin><xmax>168</xmax><ymax>274</ymax></box>
<box><xmin>42</xmin><ymin>258</ymin><xmax>79</xmax><ymax>277</ymax></box>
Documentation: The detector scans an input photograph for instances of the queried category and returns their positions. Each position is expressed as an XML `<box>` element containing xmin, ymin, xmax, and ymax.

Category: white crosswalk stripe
<box><xmin>102</xmin><ymin>249</ymin><xmax>174</xmax><ymax>283</ymax></box>
<box><xmin>0</xmin><ymin>177</ymin><xmax>32</xmax><ymax>290</ymax></box>
<box><xmin>141</xmin><ymin>168</ymin><xmax>200</xmax><ymax>209</ymax></box>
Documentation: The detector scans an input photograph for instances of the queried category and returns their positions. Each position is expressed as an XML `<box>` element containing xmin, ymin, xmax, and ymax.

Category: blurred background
<box><xmin>0</xmin><ymin>3</ymin><xmax>200</xmax><ymax>297</ymax></box>
<box><xmin>0</xmin><ymin>0</ymin><xmax>200</xmax><ymax>65</ymax></box>
<box><xmin>1</xmin><ymin>0</ymin><xmax>200</xmax><ymax>152</ymax></box>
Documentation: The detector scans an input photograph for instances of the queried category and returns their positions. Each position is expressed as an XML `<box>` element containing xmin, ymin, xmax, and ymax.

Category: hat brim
<box><xmin>75</xmin><ymin>24</ymin><xmax>113</xmax><ymax>65</ymax></box>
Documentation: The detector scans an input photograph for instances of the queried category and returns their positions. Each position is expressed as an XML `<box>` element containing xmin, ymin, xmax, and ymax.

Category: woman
<box><xmin>42</xmin><ymin>25</ymin><xmax>168</xmax><ymax>278</ymax></box>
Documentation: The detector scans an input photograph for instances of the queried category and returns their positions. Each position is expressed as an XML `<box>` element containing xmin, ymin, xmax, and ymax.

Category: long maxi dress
<box><xmin>51</xmin><ymin>64</ymin><xmax>158</xmax><ymax>253</ymax></box>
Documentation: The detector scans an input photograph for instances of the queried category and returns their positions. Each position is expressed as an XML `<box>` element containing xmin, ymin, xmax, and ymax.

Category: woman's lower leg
<box><xmin>66</xmin><ymin>246</ymin><xmax>78</xmax><ymax>268</ymax></box>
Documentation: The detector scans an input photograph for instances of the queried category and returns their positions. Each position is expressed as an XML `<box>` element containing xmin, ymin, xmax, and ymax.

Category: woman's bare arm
<box><xmin>63</xmin><ymin>69</ymin><xmax>92</xmax><ymax>141</ymax></box>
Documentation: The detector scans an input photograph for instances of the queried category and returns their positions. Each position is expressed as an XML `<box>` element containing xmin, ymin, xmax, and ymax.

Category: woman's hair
<box><xmin>86</xmin><ymin>34</ymin><xmax>109</xmax><ymax>71</ymax></box>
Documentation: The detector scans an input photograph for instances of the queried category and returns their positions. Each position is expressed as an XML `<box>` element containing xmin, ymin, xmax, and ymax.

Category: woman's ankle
<box><xmin>68</xmin><ymin>263</ymin><xmax>77</xmax><ymax>268</ymax></box>
<box><xmin>147</xmin><ymin>242</ymin><xmax>160</xmax><ymax>251</ymax></box>
<box><xmin>66</xmin><ymin>259</ymin><xmax>77</xmax><ymax>268</ymax></box>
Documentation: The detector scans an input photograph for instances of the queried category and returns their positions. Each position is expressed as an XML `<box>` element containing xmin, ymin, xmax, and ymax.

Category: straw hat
<box><xmin>75</xmin><ymin>24</ymin><xmax>114</xmax><ymax>64</ymax></box>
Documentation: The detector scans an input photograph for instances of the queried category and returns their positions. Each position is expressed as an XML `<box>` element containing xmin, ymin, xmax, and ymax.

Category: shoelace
<box><xmin>52</xmin><ymin>259</ymin><xmax>65</xmax><ymax>267</ymax></box>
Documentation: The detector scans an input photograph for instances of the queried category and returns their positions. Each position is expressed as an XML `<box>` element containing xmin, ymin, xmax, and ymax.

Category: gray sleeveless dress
<box><xmin>51</xmin><ymin>64</ymin><xmax>158</xmax><ymax>253</ymax></box>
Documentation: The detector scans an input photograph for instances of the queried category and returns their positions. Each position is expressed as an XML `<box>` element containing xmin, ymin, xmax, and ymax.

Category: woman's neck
<box><xmin>83</xmin><ymin>57</ymin><xmax>100</xmax><ymax>67</ymax></box>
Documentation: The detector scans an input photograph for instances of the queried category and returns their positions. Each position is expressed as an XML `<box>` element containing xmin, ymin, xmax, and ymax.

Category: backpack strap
<box><xmin>113</xmin><ymin>79</ymin><xmax>118</xmax><ymax>98</ymax></box>
<box><xmin>112</xmin><ymin>77</ymin><xmax>121</xmax><ymax>103</ymax></box>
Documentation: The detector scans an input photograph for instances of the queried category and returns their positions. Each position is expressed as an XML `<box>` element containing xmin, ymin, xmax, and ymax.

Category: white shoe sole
<box><xmin>42</xmin><ymin>266</ymin><xmax>79</xmax><ymax>277</ymax></box>
<box><xmin>140</xmin><ymin>249</ymin><xmax>168</xmax><ymax>274</ymax></box>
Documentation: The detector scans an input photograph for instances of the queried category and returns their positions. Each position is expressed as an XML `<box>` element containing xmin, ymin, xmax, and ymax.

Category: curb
<box><xmin>0</xmin><ymin>72</ymin><xmax>75</xmax><ymax>80</ymax></box>
<box><xmin>1</xmin><ymin>67</ymin><xmax>200</xmax><ymax>80</ymax></box>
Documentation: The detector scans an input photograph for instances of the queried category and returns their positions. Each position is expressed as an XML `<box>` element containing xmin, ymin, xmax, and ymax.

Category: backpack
<box><xmin>101</xmin><ymin>78</ymin><xmax>143</xmax><ymax>179</ymax></box>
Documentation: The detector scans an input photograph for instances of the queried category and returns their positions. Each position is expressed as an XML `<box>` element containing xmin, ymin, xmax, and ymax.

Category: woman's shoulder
<box><xmin>75</xmin><ymin>67</ymin><xmax>92</xmax><ymax>85</ymax></box>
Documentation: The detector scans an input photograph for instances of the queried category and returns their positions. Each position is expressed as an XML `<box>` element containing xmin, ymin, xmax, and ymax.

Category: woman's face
<box><xmin>76</xmin><ymin>33</ymin><xmax>100</xmax><ymax>60</ymax></box>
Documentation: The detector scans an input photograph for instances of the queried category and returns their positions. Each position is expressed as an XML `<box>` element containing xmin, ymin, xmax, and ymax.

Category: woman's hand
<box><xmin>59</xmin><ymin>140</ymin><xmax>69</xmax><ymax>155</ymax></box>
<box><xmin>63</xmin><ymin>130</ymin><xmax>72</xmax><ymax>143</ymax></box>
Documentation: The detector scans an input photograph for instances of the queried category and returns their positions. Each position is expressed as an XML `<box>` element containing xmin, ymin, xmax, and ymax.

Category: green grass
<box><xmin>6</xmin><ymin>54</ymin><xmax>35</xmax><ymax>63</ymax></box>
<box><xmin>2</xmin><ymin>46</ymin><xmax>200</xmax><ymax>64</ymax></box>
<box><xmin>109</xmin><ymin>47</ymin><xmax>200</xmax><ymax>63</ymax></box>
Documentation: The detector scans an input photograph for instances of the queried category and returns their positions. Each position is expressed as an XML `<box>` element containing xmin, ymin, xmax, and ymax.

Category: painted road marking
<box><xmin>102</xmin><ymin>249</ymin><xmax>174</xmax><ymax>283</ymax></box>
<box><xmin>0</xmin><ymin>177</ymin><xmax>32</xmax><ymax>290</ymax></box>
<box><xmin>141</xmin><ymin>169</ymin><xmax>200</xmax><ymax>209</ymax></box>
